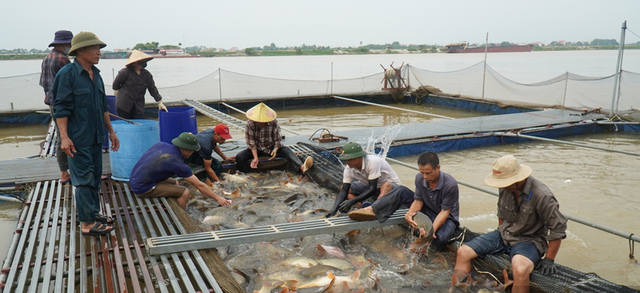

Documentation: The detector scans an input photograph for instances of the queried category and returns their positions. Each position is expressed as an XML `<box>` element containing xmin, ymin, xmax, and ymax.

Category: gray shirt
<box><xmin>497</xmin><ymin>176</ymin><xmax>568</xmax><ymax>255</ymax></box>
<box><xmin>413</xmin><ymin>171</ymin><xmax>460</xmax><ymax>224</ymax></box>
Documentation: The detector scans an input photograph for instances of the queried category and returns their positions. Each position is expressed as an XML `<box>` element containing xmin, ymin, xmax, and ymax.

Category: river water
<box><xmin>1</xmin><ymin>52</ymin><xmax>639</xmax><ymax>289</ymax></box>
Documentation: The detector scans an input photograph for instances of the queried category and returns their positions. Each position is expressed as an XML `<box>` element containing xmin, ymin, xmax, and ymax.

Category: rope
<box><xmin>627</xmin><ymin>28</ymin><xmax>640</xmax><ymax>40</ymax></box>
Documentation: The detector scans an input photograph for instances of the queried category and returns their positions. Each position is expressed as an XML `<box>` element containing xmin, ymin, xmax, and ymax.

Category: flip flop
<box><xmin>101</xmin><ymin>175</ymin><xmax>109</xmax><ymax>180</ymax></box>
<box><xmin>95</xmin><ymin>215</ymin><xmax>115</xmax><ymax>224</ymax></box>
<box><xmin>60</xmin><ymin>178</ymin><xmax>71</xmax><ymax>184</ymax></box>
<box><xmin>301</xmin><ymin>156</ymin><xmax>314</xmax><ymax>173</ymax></box>
<box><xmin>81</xmin><ymin>223</ymin><xmax>113</xmax><ymax>236</ymax></box>
<box><xmin>348</xmin><ymin>209</ymin><xmax>377</xmax><ymax>221</ymax></box>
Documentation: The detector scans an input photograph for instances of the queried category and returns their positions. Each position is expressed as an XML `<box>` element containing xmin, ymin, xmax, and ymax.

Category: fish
<box><xmin>297</xmin><ymin>272</ymin><xmax>338</xmax><ymax>289</ymax></box>
<box><xmin>300</xmin><ymin>264</ymin><xmax>340</xmax><ymax>278</ymax></box>
<box><xmin>280</xmin><ymin>256</ymin><xmax>318</xmax><ymax>268</ymax></box>
<box><xmin>317</xmin><ymin>244</ymin><xmax>346</xmax><ymax>259</ymax></box>
<box><xmin>201</xmin><ymin>215</ymin><xmax>225</xmax><ymax>226</ymax></box>
<box><xmin>222</xmin><ymin>189</ymin><xmax>242</xmax><ymax>198</ymax></box>
<box><xmin>317</xmin><ymin>258</ymin><xmax>353</xmax><ymax>270</ymax></box>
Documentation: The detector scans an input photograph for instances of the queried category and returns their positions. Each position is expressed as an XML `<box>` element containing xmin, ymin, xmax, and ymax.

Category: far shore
<box><xmin>2</xmin><ymin>45</ymin><xmax>639</xmax><ymax>61</ymax></box>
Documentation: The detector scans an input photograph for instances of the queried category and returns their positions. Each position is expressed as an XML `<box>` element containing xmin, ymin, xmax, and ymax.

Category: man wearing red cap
<box><xmin>186</xmin><ymin>124</ymin><xmax>235</xmax><ymax>183</ymax></box>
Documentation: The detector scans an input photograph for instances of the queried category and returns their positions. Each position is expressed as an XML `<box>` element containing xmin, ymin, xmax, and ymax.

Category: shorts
<box><xmin>465</xmin><ymin>230</ymin><xmax>541</xmax><ymax>267</ymax></box>
<box><xmin>136</xmin><ymin>178</ymin><xmax>186</xmax><ymax>199</ymax></box>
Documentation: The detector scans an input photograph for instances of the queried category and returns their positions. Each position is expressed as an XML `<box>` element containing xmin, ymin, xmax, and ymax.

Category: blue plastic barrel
<box><xmin>158</xmin><ymin>106</ymin><xmax>198</xmax><ymax>143</ymax></box>
<box><xmin>109</xmin><ymin>120</ymin><xmax>159</xmax><ymax>181</ymax></box>
<box><xmin>102</xmin><ymin>95</ymin><xmax>118</xmax><ymax>149</ymax></box>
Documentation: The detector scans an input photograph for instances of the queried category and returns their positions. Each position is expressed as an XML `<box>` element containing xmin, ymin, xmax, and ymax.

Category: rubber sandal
<box><xmin>301</xmin><ymin>156</ymin><xmax>313</xmax><ymax>173</ymax></box>
<box><xmin>348</xmin><ymin>209</ymin><xmax>377</xmax><ymax>221</ymax></box>
<box><xmin>81</xmin><ymin>223</ymin><xmax>113</xmax><ymax>236</ymax></box>
<box><xmin>60</xmin><ymin>178</ymin><xmax>71</xmax><ymax>184</ymax></box>
<box><xmin>95</xmin><ymin>215</ymin><xmax>114</xmax><ymax>224</ymax></box>
<box><xmin>101</xmin><ymin>175</ymin><xmax>109</xmax><ymax>180</ymax></box>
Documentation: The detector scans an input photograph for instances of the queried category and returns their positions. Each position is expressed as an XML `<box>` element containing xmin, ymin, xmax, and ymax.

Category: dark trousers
<box><xmin>49</xmin><ymin>105</ymin><xmax>68</xmax><ymax>172</ymax></box>
<box><xmin>117</xmin><ymin>103</ymin><xmax>144</xmax><ymax>120</ymax></box>
<box><xmin>421</xmin><ymin>206</ymin><xmax>459</xmax><ymax>251</ymax></box>
<box><xmin>69</xmin><ymin>143</ymin><xmax>103</xmax><ymax>223</ymax></box>
<box><xmin>235</xmin><ymin>146</ymin><xmax>302</xmax><ymax>173</ymax></box>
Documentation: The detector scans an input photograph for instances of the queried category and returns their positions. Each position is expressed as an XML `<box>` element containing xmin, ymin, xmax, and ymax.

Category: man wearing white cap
<box><xmin>112</xmin><ymin>50</ymin><xmax>167</xmax><ymax>119</ymax></box>
<box><xmin>235</xmin><ymin>102</ymin><xmax>312</xmax><ymax>174</ymax></box>
<box><xmin>453</xmin><ymin>155</ymin><xmax>567</xmax><ymax>293</ymax></box>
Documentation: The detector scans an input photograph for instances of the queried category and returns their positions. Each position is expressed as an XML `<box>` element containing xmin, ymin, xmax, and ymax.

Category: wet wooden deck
<box><xmin>0</xmin><ymin>177</ymin><xmax>242</xmax><ymax>293</ymax></box>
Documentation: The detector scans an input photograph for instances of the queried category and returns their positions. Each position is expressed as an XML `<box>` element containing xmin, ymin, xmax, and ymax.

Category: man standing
<box><xmin>129</xmin><ymin>132</ymin><xmax>233</xmax><ymax>209</ymax></box>
<box><xmin>40</xmin><ymin>30</ymin><xmax>73</xmax><ymax>183</ymax></box>
<box><xmin>404</xmin><ymin>152</ymin><xmax>460</xmax><ymax>251</ymax></box>
<box><xmin>235</xmin><ymin>102</ymin><xmax>312</xmax><ymax>174</ymax></box>
<box><xmin>52</xmin><ymin>31</ymin><xmax>119</xmax><ymax>236</ymax></box>
<box><xmin>186</xmin><ymin>124</ymin><xmax>235</xmax><ymax>183</ymax></box>
<box><xmin>325</xmin><ymin>142</ymin><xmax>404</xmax><ymax>218</ymax></box>
<box><xmin>453</xmin><ymin>155</ymin><xmax>567</xmax><ymax>293</ymax></box>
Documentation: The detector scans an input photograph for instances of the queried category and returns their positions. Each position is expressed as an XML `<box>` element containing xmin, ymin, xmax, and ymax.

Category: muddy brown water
<box><xmin>1</xmin><ymin>103</ymin><xmax>639</xmax><ymax>290</ymax></box>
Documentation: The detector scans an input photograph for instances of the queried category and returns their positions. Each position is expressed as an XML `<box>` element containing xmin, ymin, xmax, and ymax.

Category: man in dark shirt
<box><xmin>235</xmin><ymin>102</ymin><xmax>312</xmax><ymax>174</ymax></box>
<box><xmin>52</xmin><ymin>31</ymin><xmax>120</xmax><ymax>237</ymax></box>
<box><xmin>405</xmin><ymin>152</ymin><xmax>460</xmax><ymax>251</ymax></box>
<box><xmin>112</xmin><ymin>50</ymin><xmax>167</xmax><ymax>119</ymax></box>
<box><xmin>40</xmin><ymin>30</ymin><xmax>73</xmax><ymax>183</ymax></box>
<box><xmin>186</xmin><ymin>124</ymin><xmax>235</xmax><ymax>183</ymax></box>
<box><xmin>454</xmin><ymin>155</ymin><xmax>567</xmax><ymax>293</ymax></box>
<box><xmin>130</xmin><ymin>132</ymin><xmax>232</xmax><ymax>209</ymax></box>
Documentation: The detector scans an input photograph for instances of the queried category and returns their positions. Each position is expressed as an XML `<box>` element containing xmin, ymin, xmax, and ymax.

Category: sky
<box><xmin>1</xmin><ymin>0</ymin><xmax>639</xmax><ymax>50</ymax></box>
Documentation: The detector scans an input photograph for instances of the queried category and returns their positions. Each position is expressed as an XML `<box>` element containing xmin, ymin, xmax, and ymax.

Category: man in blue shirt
<box><xmin>405</xmin><ymin>152</ymin><xmax>460</xmax><ymax>251</ymax></box>
<box><xmin>52</xmin><ymin>31</ymin><xmax>120</xmax><ymax>237</ymax></box>
<box><xmin>130</xmin><ymin>132</ymin><xmax>233</xmax><ymax>209</ymax></box>
<box><xmin>186</xmin><ymin>124</ymin><xmax>234</xmax><ymax>183</ymax></box>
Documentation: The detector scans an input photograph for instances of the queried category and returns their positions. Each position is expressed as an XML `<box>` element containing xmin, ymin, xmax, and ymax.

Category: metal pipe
<box><xmin>595</xmin><ymin>121</ymin><xmax>640</xmax><ymax>125</ymax></box>
<box><xmin>332</xmin><ymin>95</ymin><xmax>453</xmax><ymax>120</ymax></box>
<box><xmin>219</xmin><ymin>102</ymin><xmax>300</xmax><ymax>136</ymax></box>
<box><xmin>610</xmin><ymin>21</ymin><xmax>626</xmax><ymax>118</ymax></box>
<box><xmin>498</xmin><ymin>132</ymin><xmax>640</xmax><ymax>157</ymax></box>
<box><xmin>385</xmin><ymin>157</ymin><xmax>640</xmax><ymax>244</ymax></box>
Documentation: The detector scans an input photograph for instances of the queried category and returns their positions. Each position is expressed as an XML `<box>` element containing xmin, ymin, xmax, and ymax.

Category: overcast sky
<box><xmin>2</xmin><ymin>0</ymin><xmax>639</xmax><ymax>50</ymax></box>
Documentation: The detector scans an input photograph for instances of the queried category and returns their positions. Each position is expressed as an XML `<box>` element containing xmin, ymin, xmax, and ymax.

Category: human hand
<box><xmin>61</xmin><ymin>137</ymin><xmax>76</xmax><ymax>158</ymax></box>
<box><xmin>536</xmin><ymin>258</ymin><xmax>556</xmax><ymax>275</ymax></box>
<box><xmin>269</xmin><ymin>148</ymin><xmax>278</xmax><ymax>160</ymax></box>
<box><xmin>109</xmin><ymin>132</ymin><xmax>119</xmax><ymax>151</ymax></box>
<box><xmin>250</xmin><ymin>158</ymin><xmax>259</xmax><ymax>169</ymax></box>
<box><xmin>225</xmin><ymin>156</ymin><xmax>236</xmax><ymax>161</ymax></box>
<box><xmin>216</xmin><ymin>196</ymin><xmax>232</xmax><ymax>206</ymax></box>
<box><xmin>157</xmin><ymin>100</ymin><xmax>168</xmax><ymax>112</ymax></box>
<box><xmin>338</xmin><ymin>199</ymin><xmax>355</xmax><ymax>213</ymax></box>
<box><xmin>325</xmin><ymin>210</ymin><xmax>337</xmax><ymax>218</ymax></box>
<box><xmin>405</xmin><ymin>211</ymin><xmax>418</xmax><ymax>229</ymax></box>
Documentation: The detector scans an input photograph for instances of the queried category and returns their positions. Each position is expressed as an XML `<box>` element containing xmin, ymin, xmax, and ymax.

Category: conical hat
<box><xmin>126</xmin><ymin>50</ymin><xmax>153</xmax><ymax>66</ymax></box>
<box><xmin>246</xmin><ymin>102</ymin><xmax>277</xmax><ymax>122</ymax></box>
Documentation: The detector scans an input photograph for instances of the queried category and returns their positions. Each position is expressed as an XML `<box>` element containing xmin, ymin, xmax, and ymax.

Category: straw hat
<box><xmin>484</xmin><ymin>155</ymin><xmax>532</xmax><ymax>188</ymax></box>
<box><xmin>68</xmin><ymin>31</ymin><xmax>106</xmax><ymax>56</ymax></box>
<box><xmin>246</xmin><ymin>102</ymin><xmax>277</xmax><ymax>122</ymax></box>
<box><xmin>126</xmin><ymin>50</ymin><xmax>153</xmax><ymax>66</ymax></box>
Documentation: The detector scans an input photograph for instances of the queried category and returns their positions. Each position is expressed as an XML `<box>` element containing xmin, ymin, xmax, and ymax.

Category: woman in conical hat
<box><xmin>235</xmin><ymin>102</ymin><xmax>313</xmax><ymax>174</ymax></box>
<box><xmin>112</xmin><ymin>50</ymin><xmax>167</xmax><ymax>119</ymax></box>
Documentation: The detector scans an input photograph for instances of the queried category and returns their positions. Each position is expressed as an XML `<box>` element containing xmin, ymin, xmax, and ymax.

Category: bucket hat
<box><xmin>213</xmin><ymin>124</ymin><xmax>232</xmax><ymax>139</ymax></box>
<box><xmin>339</xmin><ymin>142</ymin><xmax>368</xmax><ymax>160</ymax></box>
<box><xmin>484</xmin><ymin>155</ymin><xmax>532</xmax><ymax>188</ymax></box>
<box><xmin>246</xmin><ymin>102</ymin><xmax>277</xmax><ymax>122</ymax></box>
<box><xmin>126</xmin><ymin>50</ymin><xmax>154</xmax><ymax>66</ymax></box>
<box><xmin>172</xmin><ymin>132</ymin><xmax>200</xmax><ymax>151</ymax></box>
<box><xmin>68</xmin><ymin>31</ymin><xmax>106</xmax><ymax>56</ymax></box>
<box><xmin>48</xmin><ymin>30</ymin><xmax>73</xmax><ymax>47</ymax></box>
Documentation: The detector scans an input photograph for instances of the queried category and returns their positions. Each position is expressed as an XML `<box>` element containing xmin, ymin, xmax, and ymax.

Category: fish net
<box><xmin>2</xmin><ymin>64</ymin><xmax>639</xmax><ymax>114</ymax></box>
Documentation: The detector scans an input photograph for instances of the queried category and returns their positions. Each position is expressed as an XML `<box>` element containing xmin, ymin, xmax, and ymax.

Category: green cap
<box><xmin>339</xmin><ymin>142</ymin><xmax>368</xmax><ymax>160</ymax></box>
<box><xmin>68</xmin><ymin>31</ymin><xmax>106</xmax><ymax>56</ymax></box>
<box><xmin>172</xmin><ymin>132</ymin><xmax>200</xmax><ymax>151</ymax></box>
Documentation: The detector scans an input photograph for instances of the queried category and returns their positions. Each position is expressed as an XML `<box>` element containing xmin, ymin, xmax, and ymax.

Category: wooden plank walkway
<box><xmin>0</xmin><ymin>178</ymin><xmax>227</xmax><ymax>293</ymax></box>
